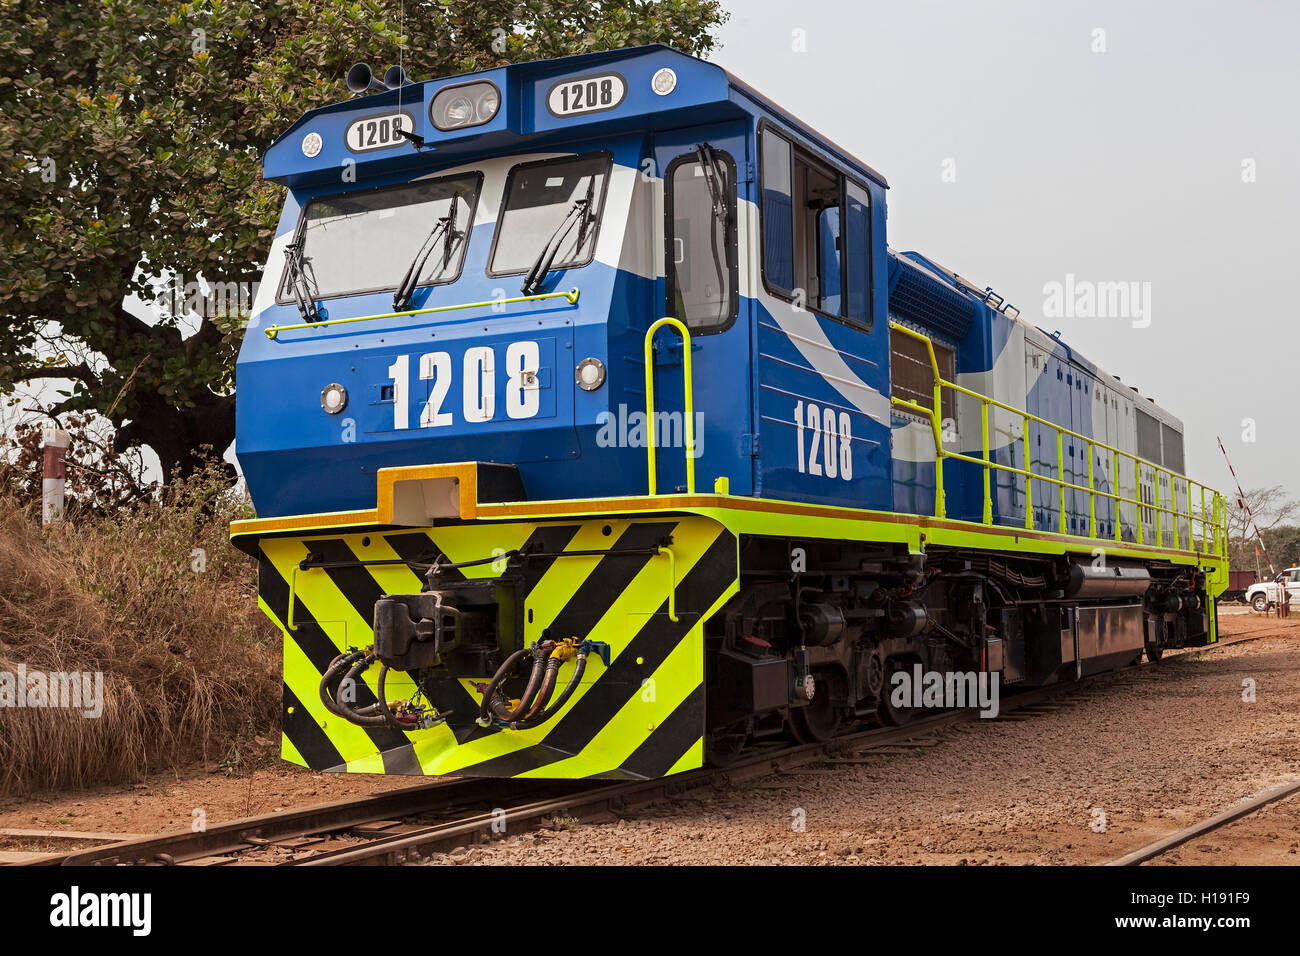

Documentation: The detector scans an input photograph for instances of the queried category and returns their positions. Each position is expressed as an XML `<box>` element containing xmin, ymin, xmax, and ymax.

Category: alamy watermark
<box><xmin>152</xmin><ymin>274</ymin><xmax>260</xmax><ymax>323</ymax></box>
<box><xmin>889</xmin><ymin>665</ymin><xmax>1000</xmax><ymax>718</ymax></box>
<box><xmin>1043</xmin><ymin>274</ymin><xmax>1152</xmax><ymax>329</ymax></box>
<box><xmin>595</xmin><ymin>404</ymin><xmax>704</xmax><ymax>455</ymax></box>
<box><xmin>0</xmin><ymin>666</ymin><xmax>104</xmax><ymax>718</ymax></box>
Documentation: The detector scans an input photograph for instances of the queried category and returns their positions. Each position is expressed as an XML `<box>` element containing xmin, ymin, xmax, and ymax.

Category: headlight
<box><xmin>651</xmin><ymin>67</ymin><xmax>677</xmax><ymax>96</ymax></box>
<box><xmin>320</xmin><ymin>383</ymin><xmax>348</xmax><ymax>414</ymax></box>
<box><xmin>431</xmin><ymin>81</ymin><xmax>500</xmax><ymax>131</ymax></box>
<box><xmin>575</xmin><ymin>357</ymin><xmax>606</xmax><ymax>391</ymax></box>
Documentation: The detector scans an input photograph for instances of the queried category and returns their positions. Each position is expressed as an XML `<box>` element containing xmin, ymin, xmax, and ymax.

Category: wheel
<box><xmin>788</xmin><ymin>675</ymin><xmax>842</xmax><ymax>743</ymax></box>
<box><xmin>1144</xmin><ymin>642</ymin><xmax>1163</xmax><ymax>662</ymax></box>
<box><xmin>1251</xmin><ymin>592</ymin><xmax>1269</xmax><ymax>613</ymax></box>
<box><xmin>876</xmin><ymin>660</ymin><xmax>925</xmax><ymax>726</ymax></box>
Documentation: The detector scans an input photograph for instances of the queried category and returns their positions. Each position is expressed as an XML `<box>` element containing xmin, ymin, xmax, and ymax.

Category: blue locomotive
<box><xmin>232</xmin><ymin>46</ymin><xmax>1228</xmax><ymax>778</ymax></box>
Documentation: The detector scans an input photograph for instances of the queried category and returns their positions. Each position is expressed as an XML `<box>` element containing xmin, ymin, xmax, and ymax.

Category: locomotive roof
<box><xmin>265</xmin><ymin>44</ymin><xmax>887</xmax><ymax>190</ymax></box>
<box><xmin>888</xmin><ymin>248</ymin><xmax>1182</xmax><ymax>430</ymax></box>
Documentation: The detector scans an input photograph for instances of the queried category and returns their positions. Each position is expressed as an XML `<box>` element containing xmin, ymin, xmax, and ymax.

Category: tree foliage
<box><xmin>0</xmin><ymin>0</ymin><xmax>726</xmax><ymax>478</ymax></box>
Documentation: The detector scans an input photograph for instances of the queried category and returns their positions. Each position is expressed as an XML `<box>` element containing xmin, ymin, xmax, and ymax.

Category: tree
<box><xmin>1225</xmin><ymin>484</ymin><xmax>1299</xmax><ymax>571</ymax></box>
<box><xmin>0</xmin><ymin>0</ymin><xmax>727</xmax><ymax>479</ymax></box>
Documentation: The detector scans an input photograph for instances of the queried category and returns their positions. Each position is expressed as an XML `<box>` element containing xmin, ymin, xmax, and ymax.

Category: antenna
<box><xmin>1217</xmin><ymin>436</ymin><xmax>1275</xmax><ymax>577</ymax></box>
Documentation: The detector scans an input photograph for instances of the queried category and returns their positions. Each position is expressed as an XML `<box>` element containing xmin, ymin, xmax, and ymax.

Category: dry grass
<box><xmin>0</xmin><ymin>460</ymin><xmax>280</xmax><ymax>795</ymax></box>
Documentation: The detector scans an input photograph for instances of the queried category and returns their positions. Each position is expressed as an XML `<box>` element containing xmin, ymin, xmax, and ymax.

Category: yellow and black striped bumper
<box><xmin>254</xmin><ymin>514</ymin><xmax>738</xmax><ymax>779</ymax></box>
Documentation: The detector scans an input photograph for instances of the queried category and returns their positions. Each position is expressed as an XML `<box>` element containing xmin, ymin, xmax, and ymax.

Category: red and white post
<box><xmin>41</xmin><ymin>427</ymin><xmax>70</xmax><ymax>526</ymax></box>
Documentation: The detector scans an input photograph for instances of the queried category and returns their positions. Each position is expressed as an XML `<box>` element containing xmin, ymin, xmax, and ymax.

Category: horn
<box><xmin>346</xmin><ymin>63</ymin><xmax>386</xmax><ymax>95</ymax></box>
<box><xmin>383</xmin><ymin>65</ymin><xmax>411</xmax><ymax>89</ymax></box>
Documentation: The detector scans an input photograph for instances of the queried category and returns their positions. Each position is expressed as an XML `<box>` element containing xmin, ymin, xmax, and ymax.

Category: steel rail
<box><xmin>1105</xmin><ymin>777</ymin><xmax>1300</xmax><ymax>866</ymax></box>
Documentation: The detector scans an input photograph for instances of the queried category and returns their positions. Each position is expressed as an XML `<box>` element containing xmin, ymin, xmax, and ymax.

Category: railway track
<box><xmin>15</xmin><ymin>631</ymin><xmax>1271</xmax><ymax>867</ymax></box>
<box><xmin>1105</xmin><ymin>777</ymin><xmax>1300</xmax><ymax>866</ymax></box>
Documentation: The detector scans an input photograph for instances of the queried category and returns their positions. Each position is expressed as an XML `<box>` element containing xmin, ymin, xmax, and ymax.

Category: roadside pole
<box><xmin>41</xmin><ymin>427</ymin><xmax>70</xmax><ymax>527</ymax></box>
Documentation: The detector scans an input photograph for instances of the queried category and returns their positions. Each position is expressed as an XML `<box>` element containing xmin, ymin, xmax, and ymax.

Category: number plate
<box><xmin>363</xmin><ymin>339</ymin><xmax>557</xmax><ymax>434</ymax></box>
<box><xmin>546</xmin><ymin>73</ymin><xmax>626</xmax><ymax>118</ymax></box>
<box><xmin>345</xmin><ymin>111</ymin><xmax>416</xmax><ymax>153</ymax></box>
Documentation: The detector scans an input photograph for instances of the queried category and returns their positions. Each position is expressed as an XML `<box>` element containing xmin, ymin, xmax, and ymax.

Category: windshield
<box><xmin>489</xmin><ymin>154</ymin><xmax>611</xmax><ymax>276</ymax></box>
<box><xmin>280</xmin><ymin>172</ymin><xmax>481</xmax><ymax>301</ymax></box>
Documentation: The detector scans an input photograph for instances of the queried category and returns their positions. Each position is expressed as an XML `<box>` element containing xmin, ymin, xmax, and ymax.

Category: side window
<box><xmin>1161</xmin><ymin>423</ymin><xmax>1185</xmax><ymax>474</ymax></box>
<box><xmin>845</xmin><ymin>182</ymin><xmax>870</xmax><ymax>327</ymax></box>
<box><xmin>1135</xmin><ymin>409</ymin><xmax>1162</xmax><ymax>465</ymax></box>
<box><xmin>666</xmin><ymin>148</ymin><xmax>737</xmax><ymax>331</ymax></box>
<box><xmin>798</xmin><ymin>158</ymin><xmax>841</xmax><ymax>314</ymax></box>
<box><xmin>760</xmin><ymin>126</ymin><xmax>871</xmax><ymax>327</ymax></box>
<box><xmin>761</xmin><ymin>131</ymin><xmax>794</xmax><ymax>291</ymax></box>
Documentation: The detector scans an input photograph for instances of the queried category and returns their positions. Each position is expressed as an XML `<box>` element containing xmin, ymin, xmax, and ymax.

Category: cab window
<box><xmin>760</xmin><ymin>126</ymin><xmax>870</xmax><ymax>328</ymax></box>
<box><xmin>280</xmin><ymin>172</ymin><xmax>481</xmax><ymax>302</ymax></box>
<box><xmin>489</xmin><ymin>153</ymin><xmax>612</xmax><ymax>277</ymax></box>
<box><xmin>665</xmin><ymin>147</ymin><xmax>738</xmax><ymax>332</ymax></box>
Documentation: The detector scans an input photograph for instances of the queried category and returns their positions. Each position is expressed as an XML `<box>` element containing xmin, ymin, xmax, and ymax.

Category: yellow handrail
<box><xmin>888</xmin><ymin>321</ymin><xmax>1226</xmax><ymax>554</ymax></box>
<box><xmin>644</xmin><ymin>317</ymin><xmax>696</xmax><ymax>495</ymax></box>
<box><xmin>264</xmin><ymin>287</ymin><xmax>580</xmax><ymax>340</ymax></box>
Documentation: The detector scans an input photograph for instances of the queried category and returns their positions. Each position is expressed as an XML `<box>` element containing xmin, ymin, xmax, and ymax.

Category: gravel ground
<box><xmin>2</xmin><ymin>613</ymin><xmax>1294</xmax><ymax>866</ymax></box>
<box><xmin>423</xmin><ymin>615</ymin><xmax>1300</xmax><ymax>866</ymax></box>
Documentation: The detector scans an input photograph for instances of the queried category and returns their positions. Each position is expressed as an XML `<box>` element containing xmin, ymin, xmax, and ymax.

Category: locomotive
<box><xmin>231</xmin><ymin>45</ymin><xmax>1228</xmax><ymax>778</ymax></box>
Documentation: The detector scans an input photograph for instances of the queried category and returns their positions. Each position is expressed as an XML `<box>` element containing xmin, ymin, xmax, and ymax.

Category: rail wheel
<box><xmin>877</xmin><ymin>660</ymin><xmax>924</xmax><ymax>726</ymax></box>
<box><xmin>788</xmin><ymin>676</ymin><xmax>841</xmax><ymax>743</ymax></box>
<box><xmin>1144</xmin><ymin>642</ymin><xmax>1163</xmax><ymax>662</ymax></box>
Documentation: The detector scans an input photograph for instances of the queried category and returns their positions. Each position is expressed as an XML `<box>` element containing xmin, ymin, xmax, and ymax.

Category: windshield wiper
<box><xmin>284</xmin><ymin>239</ymin><xmax>322</xmax><ymax>322</ymax></box>
<box><xmin>694</xmin><ymin>143</ymin><xmax>729</xmax><ymax>227</ymax></box>
<box><xmin>520</xmin><ymin>175</ymin><xmax>596</xmax><ymax>296</ymax></box>
<box><xmin>693</xmin><ymin>143</ymin><xmax>731</xmax><ymax>324</ymax></box>
<box><xmin>393</xmin><ymin>196</ymin><xmax>461</xmax><ymax>312</ymax></box>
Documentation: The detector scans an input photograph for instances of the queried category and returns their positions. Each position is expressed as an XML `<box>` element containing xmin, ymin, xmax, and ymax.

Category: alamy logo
<box><xmin>49</xmin><ymin>887</ymin><xmax>151</xmax><ymax>936</ymax></box>
<box><xmin>0</xmin><ymin>666</ymin><xmax>104</xmax><ymax>718</ymax></box>
<box><xmin>595</xmin><ymin>404</ymin><xmax>704</xmax><ymax>455</ymax></box>
<box><xmin>1042</xmin><ymin>274</ymin><xmax>1152</xmax><ymax>328</ymax></box>
<box><xmin>889</xmin><ymin>665</ymin><xmax>1000</xmax><ymax>718</ymax></box>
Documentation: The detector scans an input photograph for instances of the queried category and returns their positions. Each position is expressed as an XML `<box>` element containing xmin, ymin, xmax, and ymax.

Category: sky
<box><xmin>707</xmin><ymin>0</ymin><xmax>1300</xmax><ymax>496</ymax></box>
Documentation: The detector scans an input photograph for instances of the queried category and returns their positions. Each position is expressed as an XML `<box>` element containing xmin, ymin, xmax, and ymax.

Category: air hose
<box><xmin>476</xmin><ymin>638</ymin><xmax>599</xmax><ymax>730</ymax></box>
<box><xmin>319</xmin><ymin>648</ymin><xmax>442</xmax><ymax>730</ymax></box>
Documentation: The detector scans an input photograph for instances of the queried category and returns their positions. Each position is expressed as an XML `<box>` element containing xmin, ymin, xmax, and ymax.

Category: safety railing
<box><xmin>889</xmin><ymin>322</ymin><xmax>1227</xmax><ymax>556</ymax></box>
<box><xmin>263</xmin><ymin>287</ymin><xmax>580</xmax><ymax>340</ymax></box>
<box><xmin>644</xmin><ymin>317</ymin><xmax>696</xmax><ymax>495</ymax></box>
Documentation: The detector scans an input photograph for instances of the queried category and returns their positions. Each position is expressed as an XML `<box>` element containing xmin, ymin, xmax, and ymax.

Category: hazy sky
<box><xmin>708</xmin><ymin>0</ymin><xmax>1299</xmax><ymax>496</ymax></box>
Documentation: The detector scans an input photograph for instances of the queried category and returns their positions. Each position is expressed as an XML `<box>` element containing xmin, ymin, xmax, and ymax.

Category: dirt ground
<box><xmin>429</xmin><ymin>612</ymin><xmax>1300</xmax><ymax>866</ymax></box>
<box><xmin>2</xmin><ymin>611</ymin><xmax>1296</xmax><ymax>865</ymax></box>
<box><xmin>0</xmin><ymin>750</ymin><xmax>415</xmax><ymax>855</ymax></box>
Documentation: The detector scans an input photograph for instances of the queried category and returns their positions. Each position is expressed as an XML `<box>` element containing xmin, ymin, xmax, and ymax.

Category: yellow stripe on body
<box><xmin>520</xmin><ymin>519</ymin><xmax>634</xmax><ymax>638</ymax></box>
<box><xmin>410</xmin><ymin>520</ymin><xmax>654</xmax><ymax>774</ymax></box>
<box><xmin>279</xmin><ymin>629</ymin><xmax>422</xmax><ymax>767</ymax></box>
<box><xmin>515</xmin><ymin>519</ymin><xmax>735</xmax><ymax>778</ymax></box>
<box><xmin>264</xmin><ymin>515</ymin><xmax>734</xmax><ymax>778</ymax></box>
<box><xmin>666</xmin><ymin>738</ymin><xmax>704</xmax><ymax>776</ymax></box>
<box><xmin>281</xmin><ymin>733</ymin><xmax>306</xmax><ymax>768</ymax></box>
<box><xmin>264</xmin><ymin>538</ymin><xmax>431</xmax><ymax>769</ymax></box>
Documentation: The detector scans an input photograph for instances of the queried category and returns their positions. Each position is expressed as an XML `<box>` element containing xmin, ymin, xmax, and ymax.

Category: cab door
<box><xmin>651</xmin><ymin>127</ymin><xmax>751</xmax><ymax>496</ymax></box>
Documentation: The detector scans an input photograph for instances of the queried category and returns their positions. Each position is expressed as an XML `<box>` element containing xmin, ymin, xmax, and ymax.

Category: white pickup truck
<box><xmin>1245</xmin><ymin>568</ymin><xmax>1300</xmax><ymax>612</ymax></box>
